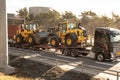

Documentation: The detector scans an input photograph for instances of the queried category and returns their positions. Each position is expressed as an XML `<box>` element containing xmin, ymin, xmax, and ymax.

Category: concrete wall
<box><xmin>0</xmin><ymin>0</ymin><xmax>8</xmax><ymax>68</ymax></box>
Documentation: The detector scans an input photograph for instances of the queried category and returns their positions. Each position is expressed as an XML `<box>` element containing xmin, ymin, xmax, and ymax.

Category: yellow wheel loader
<box><xmin>13</xmin><ymin>24</ymin><xmax>36</xmax><ymax>46</ymax></box>
<box><xmin>50</xmin><ymin>21</ymin><xmax>88</xmax><ymax>47</ymax></box>
<box><xmin>13</xmin><ymin>23</ymin><xmax>50</xmax><ymax>47</ymax></box>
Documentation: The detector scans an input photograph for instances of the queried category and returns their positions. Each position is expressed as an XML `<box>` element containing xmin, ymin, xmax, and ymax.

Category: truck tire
<box><xmin>50</xmin><ymin>36</ymin><xmax>59</xmax><ymax>47</ymax></box>
<box><xmin>65</xmin><ymin>35</ymin><xmax>76</xmax><ymax>46</ymax></box>
<box><xmin>28</xmin><ymin>34</ymin><xmax>35</xmax><ymax>46</ymax></box>
<box><xmin>96</xmin><ymin>53</ymin><xmax>105</xmax><ymax>62</ymax></box>
<box><xmin>15</xmin><ymin>34</ymin><xmax>23</xmax><ymax>47</ymax></box>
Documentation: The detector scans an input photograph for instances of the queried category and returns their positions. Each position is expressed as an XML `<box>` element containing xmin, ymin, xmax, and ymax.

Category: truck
<box><xmin>8</xmin><ymin>23</ymin><xmax>120</xmax><ymax>62</ymax></box>
<box><xmin>93</xmin><ymin>27</ymin><xmax>120</xmax><ymax>61</ymax></box>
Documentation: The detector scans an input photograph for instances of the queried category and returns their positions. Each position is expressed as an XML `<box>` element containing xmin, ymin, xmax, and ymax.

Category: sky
<box><xmin>6</xmin><ymin>0</ymin><xmax>120</xmax><ymax>17</ymax></box>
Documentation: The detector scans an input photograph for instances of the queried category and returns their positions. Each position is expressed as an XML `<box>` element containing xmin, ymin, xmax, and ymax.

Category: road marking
<box><xmin>95</xmin><ymin>62</ymin><xmax>113</xmax><ymax>66</ymax></box>
<box><xmin>84</xmin><ymin>64</ymin><xmax>107</xmax><ymax>70</ymax></box>
<box><xmin>57</xmin><ymin>55</ymin><xmax>76</xmax><ymax>59</ymax></box>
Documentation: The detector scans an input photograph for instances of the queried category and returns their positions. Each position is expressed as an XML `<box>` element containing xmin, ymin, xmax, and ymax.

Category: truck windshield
<box><xmin>110</xmin><ymin>28</ymin><xmax>120</xmax><ymax>42</ymax></box>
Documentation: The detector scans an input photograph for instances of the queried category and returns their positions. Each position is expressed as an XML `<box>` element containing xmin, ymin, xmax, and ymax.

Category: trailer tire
<box><xmin>50</xmin><ymin>36</ymin><xmax>59</xmax><ymax>47</ymax></box>
<box><xmin>70</xmin><ymin>49</ymin><xmax>78</xmax><ymax>57</ymax></box>
<box><xmin>96</xmin><ymin>53</ymin><xmax>105</xmax><ymax>62</ymax></box>
<box><xmin>62</xmin><ymin>49</ymin><xmax>70</xmax><ymax>56</ymax></box>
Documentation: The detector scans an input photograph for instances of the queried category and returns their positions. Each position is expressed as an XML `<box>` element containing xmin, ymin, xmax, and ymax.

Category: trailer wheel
<box><xmin>96</xmin><ymin>53</ymin><xmax>105</xmax><ymax>62</ymax></box>
<box><xmin>15</xmin><ymin>34</ymin><xmax>23</xmax><ymax>47</ymax></box>
<box><xmin>28</xmin><ymin>34</ymin><xmax>35</xmax><ymax>46</ymax></box>
<box><xmin>65</xmin><ymin>35</ymin><xmax>76</xmax><ymax>46</ymax></box>
<box><xmin>62</xmin><ymin>49</ymin><xmax>70</xmax><ymax>56</ymax></box>
<box><xmin>50</xmin><ymin>36</ymin><xmax>59</xmax><ymax>47</ymax></box>
<box><xmin>70</xmin><ymin>49</ymin><xmax>78</xmax><ymax>57</ymax></box>
<box><xmin>9</xmin><ymin>42</ymin><xmax>15</xmax><ymax>47</ymax></box>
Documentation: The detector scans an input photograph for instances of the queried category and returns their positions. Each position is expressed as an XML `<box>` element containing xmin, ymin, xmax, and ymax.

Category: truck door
<box><xmin>94</xmin><ymin>29</ymin><xmax>111</xmax><ymax>60</ymax></box>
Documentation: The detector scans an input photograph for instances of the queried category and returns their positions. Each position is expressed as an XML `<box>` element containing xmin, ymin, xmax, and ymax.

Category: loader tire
<box><xmin>65</xmin><ymin>35</ymin><xmax>76</xmax><ymax>46</ymax></box>
<box><xmin>50</xmin><ymin>36</ymin><xmax>59</xmax><ymax>47</ymax></box>
<box><xmin>28</xmin><ymin>34</ymin><xmax>35</xmax><ymax>46</ymax></box>
<box><xmin>15</xmin><ymin>34</ymin><xmax>23</xmax><ymax>46</ymax></box>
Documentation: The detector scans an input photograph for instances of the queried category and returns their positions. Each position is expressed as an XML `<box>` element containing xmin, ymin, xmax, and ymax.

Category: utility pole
<box><xmin>0</xmin><ymin>0</ymin><xmax>15</xmax><ymax>74</ymax></box>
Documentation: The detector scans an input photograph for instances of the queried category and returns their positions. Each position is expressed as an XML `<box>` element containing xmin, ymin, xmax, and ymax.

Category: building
<box><xmin>29</xmin><ymin>7</ymin><xmax>52</xmax><ymax>16</ymax></box>
<box><xmin>7</xmin><ymin>13</ymin><xmax>24</xmax><ymax>26</ymax></box>
<box><xmin>7</xmin><ymin>13</ymin><xmax>24</xmax><ymax>38</ymax></box>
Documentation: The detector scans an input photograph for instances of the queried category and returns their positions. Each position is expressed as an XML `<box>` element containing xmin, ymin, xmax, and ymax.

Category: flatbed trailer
<box><xmin>9</xmin><ymin>41</ymin><xmax>91</xmax><ymax>57</ymax></box>
<box><xmin>33</xmin><ymin>43</ymin><xmax>90</xmax><ymax>56</ymax></box>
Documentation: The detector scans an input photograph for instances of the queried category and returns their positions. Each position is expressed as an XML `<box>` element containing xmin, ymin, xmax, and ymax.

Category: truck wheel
<box><xmin>50</xmin><ymin>36</ymin><xmax>59</xmax><ymax>47</ymax></box>
<box><xmin>28</xmin><ymin>34</ymin><xmax>35</xmax><ymax>46</ymax></box>
<box><xmin>65</xmin><ymin>35</ymin><xmax>76</xmax><ymax>46</ymax></box>
<box><xmin>96</xmin><ymin>53</ymin><xmax>105</xmax><ymax>62</ymax></box>
<box><xmin>15</xmin><ymin>34</ymin><xmax>23</xmax><ymax>46</ymax></box>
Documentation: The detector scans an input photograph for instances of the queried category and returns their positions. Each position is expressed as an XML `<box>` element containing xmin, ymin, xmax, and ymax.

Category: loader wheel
<box><xmin>28</xmin><ymin>34</ymin><xmax>35</xmax><ymax>46</ymax></box>
<box><xmin>65</xmin><ymin>35</ymin><xmax>76</xmax><ymax>46</ymax></box>
<box><xmin>50</xmin><ymin>36</ymin><xmax>59</xmax><ymax>47</ymax></box>
<box><xmin>15</xmin><ymin>34</ymin><xmax>23</xmax><ymax>46</ymax></box>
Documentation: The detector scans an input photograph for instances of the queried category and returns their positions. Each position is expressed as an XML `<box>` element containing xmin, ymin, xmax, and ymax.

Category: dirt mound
<box><xmin>9</xmin><ymin>55</ymin><xmax>92</xmax><ymax>80</ymax></box>
<box><xmin>41</xmin><ymin>66</ymin><xmax>91</xmax><ymax>80</ymax></box>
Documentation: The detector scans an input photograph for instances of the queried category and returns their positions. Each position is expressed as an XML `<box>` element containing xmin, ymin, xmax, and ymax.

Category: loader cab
<box><xmin>25</xmin><ymin>24</ymin><xmax>37</xmax><ymax>31</ymax></box>
<box><xmin>94</xmin><ymin>27</ymin><xmax>120</xmax><ymax>61</ymax></box>
<box><xmin>58</xmin><ymin>22</ymin><xmax>75</xmax><ymax>32</ymax></box>
<box><xmin>58</xmin><ymin>22</ymin><xmax>67</xmax><ymax>33</ymax></box>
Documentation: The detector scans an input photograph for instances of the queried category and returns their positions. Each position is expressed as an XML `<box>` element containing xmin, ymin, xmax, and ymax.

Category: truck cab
<box><xmin>93</xmin><ymin>27</ymin><xmax>120</xmax><ymax>61</ymax></box>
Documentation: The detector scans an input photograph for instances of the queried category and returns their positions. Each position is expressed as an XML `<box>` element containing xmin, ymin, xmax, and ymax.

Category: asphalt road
<box><xmin>9</xmin><ymin>47</ymin><xmax>120</xmax><ymax>68</ymax></box>
<box><xmin>8</xmin><ymin>47</ymin><xmax>120</xmax><ymax>79</ymax></box>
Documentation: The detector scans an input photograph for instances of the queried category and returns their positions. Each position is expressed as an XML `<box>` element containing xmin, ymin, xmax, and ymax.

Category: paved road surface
<box><xmin>9</xmin><ymin>47</ymin><xmax>120</xmax><ymax>80</ymax></box>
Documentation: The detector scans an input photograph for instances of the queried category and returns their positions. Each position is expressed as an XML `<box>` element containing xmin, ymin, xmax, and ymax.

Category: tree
<box><xmin>34</xmin><ymin>10</ymin><xmax>61</xmax><ymax>30</ymax></box>
<box><xmin>16</xmin><ymin>7</ymin><xmax>29</xmax><ymax>22</ymax></box>
<box><xmin>80</xmin><ymin>11</ymin><xmax>97</xmax><ymax>24</ymax></box>
<box><xmin>111</xmin><ymin>13</ymin><xmax>120</xmax><ymax>28</ymax></box>
<box><xmin>79</xmin><ymin>11</ymin><xmax>97</xmax><ymax>35</ymax></box>
<box><xmin>62</xmin><ymin>11</ymin><xmax>77</xmax><ymax>21</ymax></box>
